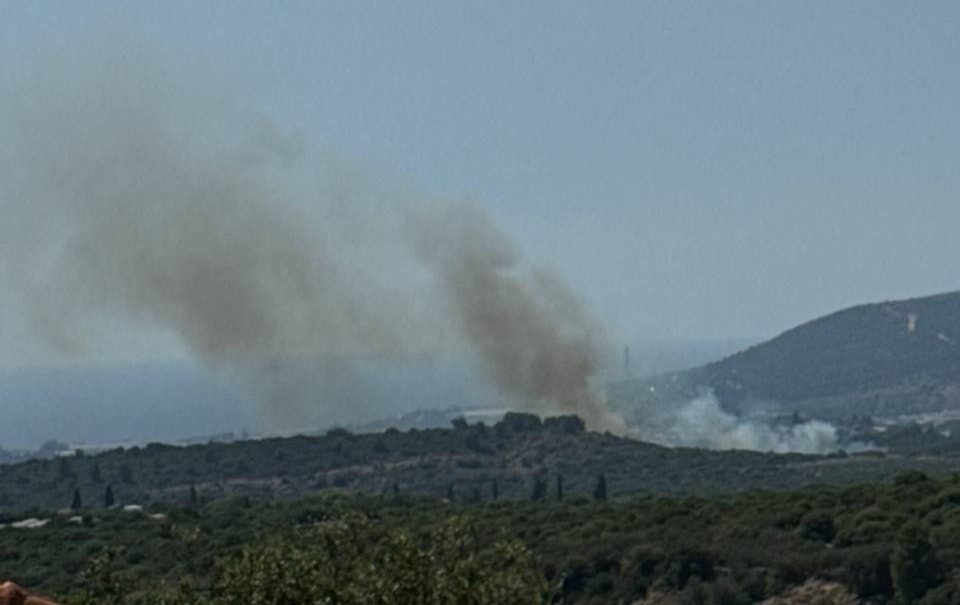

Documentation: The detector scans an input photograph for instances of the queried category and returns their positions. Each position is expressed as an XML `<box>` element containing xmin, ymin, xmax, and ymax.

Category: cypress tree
<box><xmin>531</xmin><ymin>476</ymin><xmax>547</xmax><ymax>501</ymax></box>
<box><xmin>71</xmin><ymin>487</ymin><xmax>82</xmax><ymax>510</ymax></box>
<box><xmin>104</xmin><ymin>484</ymin><xmax>115</xmax><ymax>508</ymax></box>
<box><xmin>593</xmin><ymin>472</ymin><xmax>608</xmax><ymax>501</ymax></box>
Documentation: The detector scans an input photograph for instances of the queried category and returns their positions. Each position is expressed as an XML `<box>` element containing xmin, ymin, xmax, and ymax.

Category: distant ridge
<box><xmin>614</xmin><ymin>290</ymin><xmax>960</xmax><ymax>421</ymax></box>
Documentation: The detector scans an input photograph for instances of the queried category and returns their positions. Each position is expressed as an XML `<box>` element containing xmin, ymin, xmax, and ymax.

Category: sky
<box><xmin>1</xmin><ymin>1</ymin><xmax>959</xmax><ymax>368</ymax></box>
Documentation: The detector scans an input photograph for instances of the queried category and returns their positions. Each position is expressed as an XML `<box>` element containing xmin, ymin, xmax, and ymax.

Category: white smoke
<box><xmin>629</xmin><ymin>390</ymin><xmax>839</xmax><ymax>454</ymax></box>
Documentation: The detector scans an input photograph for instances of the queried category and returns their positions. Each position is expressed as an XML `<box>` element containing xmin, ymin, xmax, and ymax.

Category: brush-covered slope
<box><xmin>617</xmin><ymin>290</ymin><xmax>960</xmax><ymax>420</ymax></box>
<box><xmin>4</xmin><ymin>412</ymin><xmax>956</xmax><ymax>513</ymax></box>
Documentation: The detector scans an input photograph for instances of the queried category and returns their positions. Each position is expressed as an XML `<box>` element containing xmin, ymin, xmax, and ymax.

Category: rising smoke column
<box><xmin>411</xmin><ymin>206</ymin><xmax>623</xmax><ymax>432</ymax></box>
<box><xmin>0</xmin><ymin>36</ymin><xmax>430</xmax><ymax>426</ymax></box>
<box><xmin>0</xmin><ymin>35</ymin><xmax>625</xmax><ymax>430</ymax></box>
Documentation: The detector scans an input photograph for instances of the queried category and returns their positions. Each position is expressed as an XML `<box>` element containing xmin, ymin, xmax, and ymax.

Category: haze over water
<box><xmin>1</xmin><ymin>3</ymin><xmax>958</xmax><ymax>447</ymax></box>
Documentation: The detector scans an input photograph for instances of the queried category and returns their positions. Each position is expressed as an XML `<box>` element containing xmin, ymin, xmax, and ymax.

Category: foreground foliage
<box><xmin>7</xmin><ymin>471</ymin><xmax>960</xmax><ymax>603</ymax></box>
<box><xmin>68</xmin><ymin>514</ymin><xmax>544</xmax><ymax>605</ymax></box>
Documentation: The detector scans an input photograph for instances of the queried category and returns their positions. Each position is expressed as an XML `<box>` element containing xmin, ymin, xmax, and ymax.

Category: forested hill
<box><xmin>2</xmin><ymin>412</ymin><xmax>958</xmax><ymax>514</ymax></box>
<box><xmin>615</xmin><ymin>290</ymin><xmax>960</xmax><ymax>421</ymax></box>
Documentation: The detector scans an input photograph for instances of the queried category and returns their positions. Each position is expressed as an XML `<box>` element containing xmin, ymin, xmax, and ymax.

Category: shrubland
<box><xmin>2</xmin><ymin>413</ymin><xmax>957</xmax><ymax>515</ymax></box>
<box><xmin>4</xmin><ymin>471</ymin><xmax>960</xmax><ymax>604</ymax></box>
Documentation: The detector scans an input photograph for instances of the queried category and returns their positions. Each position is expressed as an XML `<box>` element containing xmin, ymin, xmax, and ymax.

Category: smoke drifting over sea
<box><xmin>0</xmin><ymin>36</ymin><xmax>622</xmax><ymax>431</ymax></box>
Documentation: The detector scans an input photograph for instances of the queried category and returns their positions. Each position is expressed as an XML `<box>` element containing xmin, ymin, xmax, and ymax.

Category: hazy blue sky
<box><xmin>2</xmin><ymin>1</ymin><xmax>959</xmax><ymax>367</ymax></box>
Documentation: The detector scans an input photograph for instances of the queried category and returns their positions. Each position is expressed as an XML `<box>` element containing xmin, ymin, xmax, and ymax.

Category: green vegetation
<box><xmin>3</xmin><ymin>413</ymin><xmax>958</xmax><ymax>516</ymax></box>
<box><xmin>6</xmin><ymin>471</ymin><xmax>960</xmax><ymax>603</ymax></box>
<box><xmin>65</xmin><ymin>512</ymin><xmax>545</xmax><ymax>605</ymax></box>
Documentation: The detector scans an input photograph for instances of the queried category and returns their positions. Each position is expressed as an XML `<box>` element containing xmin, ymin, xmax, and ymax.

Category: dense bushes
<box><xmin>64</xmin><ymin>511</ymin><xmax>546</xmax><ymax>605</ymax></box>
<box><xmin>211</xmin><ymin>515</ymin><xmax>546</xmax><ymax>605</ymax></box>
<box><xmin>5</xmin><ymin>415</ymin><xmax>960</xmax><ymax>515</ymax></box>
<box><xmin>9</xmin><ymin>473</ymin><xmax>960</xmax><ymax>603</ymax></box>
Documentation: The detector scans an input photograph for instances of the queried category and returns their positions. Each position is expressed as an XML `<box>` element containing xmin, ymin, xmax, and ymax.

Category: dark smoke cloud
<box><xmin>411</xmin><ymin>206</ymin><xmax>624</xmax><ymax>431</ymax></box>
<box><xmin>0</xmin><ymin>35</ymin><xmax>621</xmax><ymax>431</ymax></box>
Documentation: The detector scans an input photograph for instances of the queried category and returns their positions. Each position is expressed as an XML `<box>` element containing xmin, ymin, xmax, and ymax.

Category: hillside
<box><xmin>613</xmin><ymin>290</ymin><xmax>960</xmax><ymax>422</ymax></box>
<box><xmin>3</xmin><ymin>412</ymin><xmax>959</xmax><ymax>514</ymax></box>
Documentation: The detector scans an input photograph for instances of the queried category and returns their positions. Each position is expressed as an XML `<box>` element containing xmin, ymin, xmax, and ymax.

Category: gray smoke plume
<box><xmin>0</xmin><ymin>39</ymin><xmax>425</xmax><ymax>428</ymax></box>
<box><xmin>411</xmin><ymin>206</ymin><xmax>624</xmax><ymax>432</ymax></box>
<box><xmin>0</xmin><ymin>35</ymin><xmax>621</xmax><ymax>431</ymax></box>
